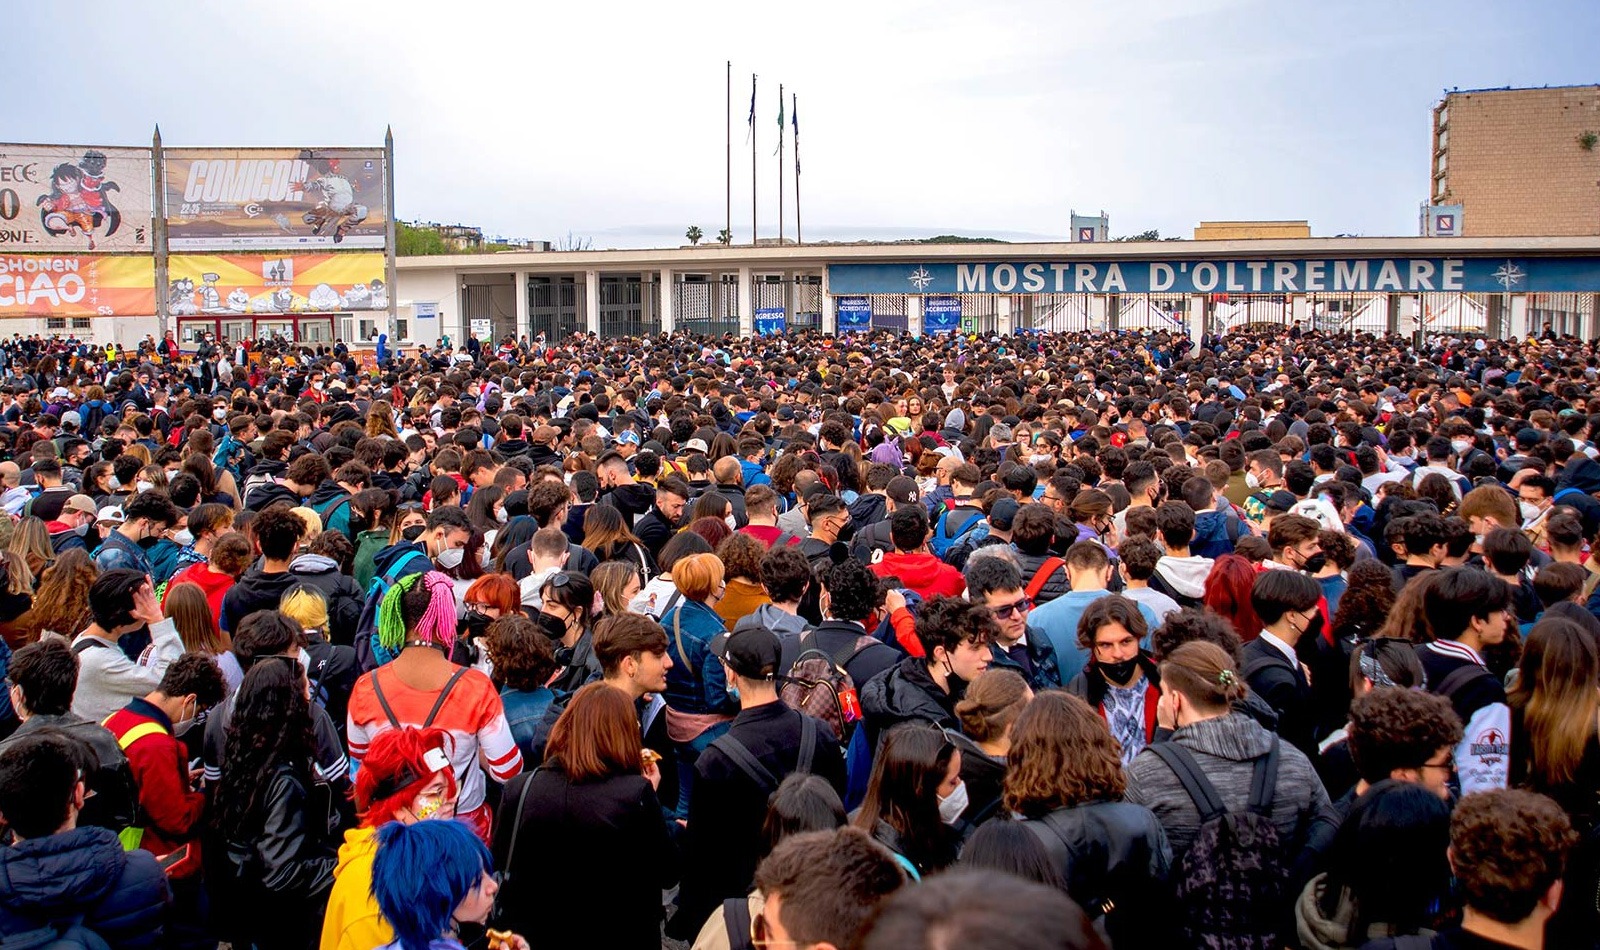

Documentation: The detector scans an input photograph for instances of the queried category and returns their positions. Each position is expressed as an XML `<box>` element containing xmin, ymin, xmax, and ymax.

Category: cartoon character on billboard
<box><xmin>340</xmin><ymin>282</ymin><xmax>372</xmax><ymax>310</ymax></box>
<box><xmin>198</xmin><ymin>273</ymin><xmax>223</xmax><ymax>311</ymax></box>
<box><xmin>226</xmin><ymin>288</ymin><xmax>250</xmax><ymax>312</ymax></box>
<box><xmin>37</xmin><ymin>150</ymin><xmax>123</xmax><ymax>249</ymax></box>
<box><xmin>302</xmin><ymin>159</ymin><xmax>369</xmax><ymax>244</ymax></box>
<box><xmin>368</xmin><ymin>279</ymin><xmax>387</xmax><ymax>310</ymax></box>
<box><xmin>307</xmin><ymin>283</ymin><xmax>341</xmax><ymax>311</ymax></box>
<box><xmin>169</xmin><ymin>277</ymin><xmax>198</xmax><ymax>315</ymax></box>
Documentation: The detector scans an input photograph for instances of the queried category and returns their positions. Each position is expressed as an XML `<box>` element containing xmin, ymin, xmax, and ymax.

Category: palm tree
<box><xmin>717</xmin><ymin>228</ymin><xmax>733</xmax><ymax>245</ymax></box>
<box><xmin>686</xmin><ymin>226</ymin><xmax>703</xmax><ymax>246</ymax></box>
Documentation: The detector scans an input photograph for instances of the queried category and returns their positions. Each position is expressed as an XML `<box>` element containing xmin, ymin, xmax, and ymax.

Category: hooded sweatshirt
<box><xmin>0</xmin><ymin>826</ymin><xmax>170</xmax><ymax>950</ymax></box>
<box><xmin>871</xmin><ymin>552</ymin><xmax>966</xmax><ymax>600</ymax></box>
<box><xmin>319</xmin><ymin>826</ymin><xmax>388</xmax><ymax>950</ymax></box>
<box><xmin>601</xmin><ymin>482</ymin><xmax>656</xmax><ymax>530</ymax></box>
<box><xmin>848</xmin><ymin>492</ymin><xmax>890</xmax><ymax>532</ymax></box>
<box><xmin>1153</xmin><ymin>554</ymin><xmax>1214</xmax><ymax>603</ymax></box>
<box><xmin>219</xmin><ymin>562</ymin><xmax>304</xmax><ymax>634</ymax></box>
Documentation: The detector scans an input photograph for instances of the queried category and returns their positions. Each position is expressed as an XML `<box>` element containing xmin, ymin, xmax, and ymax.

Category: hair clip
<box><xmin>1217</xmin><ymin>669</ymin><xmax>1236</xmax><ymax>686</ymax></box>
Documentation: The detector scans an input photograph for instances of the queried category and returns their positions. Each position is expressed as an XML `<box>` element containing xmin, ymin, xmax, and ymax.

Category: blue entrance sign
<box><xmin>829</xmin><ymin>257</ymin><xmax>1600</xmax><ymax>296</ymax></box>
<box><xmin>923</xmin><ymin>296</ymin><xmax>961</xmax><ymax>333</ymax></box>
<box><xmin>754</xmin><ymin>307</ymin><xmax>786</xmax><ymax>336</ymax></box>
<box><xmin>836</xmin><ymin>296</ymin><xmax>871</xmax><ymax>332</ymax></box>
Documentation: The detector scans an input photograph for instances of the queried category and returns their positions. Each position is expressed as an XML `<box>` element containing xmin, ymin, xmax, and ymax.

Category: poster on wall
<box><xmin>924</xmin><ymin>296</ymin><xmax>961</xmax><ymax>333</ymax></box>
<box><xmin>0</xmin><ymin>254</ymin><xmax>155</xmax><ymax>317</ymax></box>
<box><xmin>164</xmin><ymin>149</ymin><xmax>387</xmax><ymax>250</ymax></box>
<box><xmin>754</xmin><ymin>307</ymin><xmax>786</xmax><ymax>336</ymax></box>
<box><xmin>166</xmin><ymin>252</ymin><xmax>387</xmax><ymax>315</ymax></box>
<box><xmin>0</xmin><ymin>145</ymin><xmax>154</xmax><ymax>252</ymax></box>
<box><xmin>836</xmin><ymin>296</ymin><xmax>871</xmax><ymax>331</ymax></box>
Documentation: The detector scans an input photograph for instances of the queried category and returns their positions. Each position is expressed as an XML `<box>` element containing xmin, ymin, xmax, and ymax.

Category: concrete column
<box><xmin>1383</xmin><ymin>294</ymin><xmax>1399</xmax><ymax>335</ymax></box>
<box><xmin>584</xmin><ymin>270</ymin><xmax>600</xmax><ymax>334</ymax></box>
<box><xmin>1186</xmin><ymin>294</ymin><xmax>1205</xmax><ymax>342</ymax></box>
<box><xmin>1509</xmin><ymin>294</ymin><xmax>1529</xmax><ymax>340</ymax></box>
<box><xmin>1589</xmin><ymin>294</ymin><xmax>1600</xmax><ymax>341</ymax></box>
<box><xmin>1106</xmin><ymin>295</ymin><xmax>1120</xmax><ymax>333</ymax></box>
<box><xmin>997</xmin><ymin>296</ymin><xmax>1014</xmax><ymax>334</ymax></box>
<box><xmin>1397</xmin><ymin>295</ymin><xmax>1418</xmax><ymax>336</ymax></box>
<box><xmin>658</xmin><ymin>268</ymin><xmax>674</xmax><ymax>334</ymax></box>
<box><xmin>737</xmin><ymin>265</ymin><xmax>753</xmax><ymax>337</ymax></box>
<box><xmin>820</xmin><ymin>268</ymin><xmax>836</xmax><ymax>334</ymax></box>
<box><xmin>514</xmin><ymin>270</ymin><xmax>529</xmax><ymax>340</ymax></box>
<box><xmin>907</xmin><ymin>296</ymin><xmax>924</xmax><ymax>337</ymax></box>
<box><xmin>1291</xmin><ymin>294</ymin><xmax>1309</xmax><ymax>329</ymax></box>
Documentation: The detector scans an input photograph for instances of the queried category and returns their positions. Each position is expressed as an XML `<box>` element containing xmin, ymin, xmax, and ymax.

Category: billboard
<box><xmin>754</xmin><ymin>307</ymin><xmax>786</xmax><ymax>336</ymax></box>
<box><xmin>924</xmin><ymin>296</ymin><xmax>961</xmax><ymax>333</ymax></box>
<box><xmin>166</xmin><ymin>252</ymin><xmax>387</xmax><ymax>315</ymax></box>
<box><xmin>0</xmin><ymin>254</ymin><xmax>155</xmax><ymax>317</ymax></box>
<box><xmin>0</xmin><ymin>145</ymin><xmax>153</xmax><ymax>253</ymax></box>
<box><xmin>836</xmin><ymin>296</ymin><xmax>871</xmax><ymax>331</ymax></box>
<box><xmin>164</xmin><ymin>149</ymin><xmax>387</xmax><ymax>250</ymax></box>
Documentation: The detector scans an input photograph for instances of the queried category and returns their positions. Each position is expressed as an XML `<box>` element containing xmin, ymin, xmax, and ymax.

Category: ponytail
<box><xmin>1159</xmin><ymin>641</ymin><xmax>1246</xmax><ymax>711</ymax></box>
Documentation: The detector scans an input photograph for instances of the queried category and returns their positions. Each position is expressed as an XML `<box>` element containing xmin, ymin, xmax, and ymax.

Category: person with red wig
<box><xmin>319</xmin><ymin>726</ymin><xmax>460</xmax><ymax>950</ymax></box>
<box><xmin>1203</xmin><ymin>554</ymin><xmax>1262</xmax><ymax>643</ymax></box>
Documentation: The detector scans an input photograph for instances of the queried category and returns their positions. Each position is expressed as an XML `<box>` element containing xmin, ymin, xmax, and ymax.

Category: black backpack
<box><xmin>1149</xmin><ymin>737</ymin><xmax>1286</xmax><ymax>950</ymax></box>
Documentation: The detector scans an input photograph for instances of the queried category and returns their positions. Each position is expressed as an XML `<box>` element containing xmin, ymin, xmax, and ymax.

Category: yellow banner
<box><xmin>0</xmin><ymin>254</ymin><xmax>155</xmax><ymax>317</ymax></box>
<box><xmin>166</xmin><ymin>252</ymin><xmax>386</xmax><ymax>315</ymax></box>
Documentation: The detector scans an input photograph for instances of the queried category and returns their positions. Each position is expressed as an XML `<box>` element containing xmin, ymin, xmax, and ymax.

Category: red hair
<box><xmin>1203</xmin><ymin>554</ymin><xmax>1263</xmax><ymax>643</ymax></box>
<box><xmin>463</xmin><ymin>573</ymin><xmax>520</xmax><ymax>615</ymax></box>
<box><xmin>353</xmin><ymin>726</ymin><xmax>458</xmax><ymax>827</ymax></box>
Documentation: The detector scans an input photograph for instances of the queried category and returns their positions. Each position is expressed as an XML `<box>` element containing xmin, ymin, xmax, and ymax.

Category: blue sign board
<box><xmin>828</xmin><ymin>257</ymin><xmax>1600</xmax><ymax>296</ymax></box>
<box><xmin>754</xmin><ymin>307</ymin><xmax>786</xmax><ymax>336</ymax></box>
<box><xmin>923</xmin><ymin>296</ymin><xmax>961</xmax><ymax>333</ymax></box>
<box><xmin>836</xmin><ymin>296</ymin><xmax>872</xmax><ymax>332</ymax></box>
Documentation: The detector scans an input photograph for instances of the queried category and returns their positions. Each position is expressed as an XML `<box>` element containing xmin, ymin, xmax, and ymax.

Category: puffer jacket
<box><xmin>1124</xmin><ymin>712</ymin><xmax>1337</xmax><ymax>884</ymax></box>
<box><xmin>288</xmin><ymin>554</ymin><xmax>366</xmax><ymax>638</ymax></box>
<box><xmin>860</xmin><ymin>656</ymin><xmax>957</xmax><ymax>746</ymax></box>
<box><xmin>847</xmin><ymin>492</ymin><xmax>889</xmax><ymax>532</ymax></box>
<box><xmin>1021</xmin><ymin>801</ymin><xmax>1173</xmax><ymax>946</ymax></box>
<box><xmin>1011</xmin><ymin>549</ymin><xmax>1071</xmax><ymax>604</ymax></box>
<box><xmin>0</xmin><ymin>826</ymin><xmax>170</xmax><ymax>950</ymax></box>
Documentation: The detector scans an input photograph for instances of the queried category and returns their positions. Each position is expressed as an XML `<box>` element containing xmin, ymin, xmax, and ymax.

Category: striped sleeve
<box><xmin>476</xmin><ymin>693</ymin><xmax>524</xmax><ymax>783</ymax></box>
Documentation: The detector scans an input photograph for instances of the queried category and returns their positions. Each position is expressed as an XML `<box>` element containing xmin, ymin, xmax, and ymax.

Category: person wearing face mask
<box><xmin>102</xmin><ymin>653</ymin><xmax>225</xmax><ymax>876</ymax></box>
<box><xmin>859</xmin><ymin>597</ymin><xmax>996</xmax><ymax>751</ymax></box>
<box><xmin>798</xmin><ymin>492</ymin><xmax>854</xmax><ymax>572</ymax></box>
<box><xmin>1240</xmin><ymin>569</ymin><xmax>1324</xmax><ymax>759</ymax></box>
<box><xmin>43</xmin><ymin>492</ymin><xmax>100</xmax><ymax>555</ymax></box>
<box><xmin>321</xmin><ymin>727</ymin><xmax>462</xmax><ymax>950</ymax></box>
<box><xmin>852</xmin><ymin>724</ymin><xmax>966</xmax><ymax>880</ymax></box>
<box><xmin>92</xmin><ymin>490</ymin><xmax>181</xmax><ymax>576</ymax></box>
<box><xmin>1066</xmin><ymin>595</ymin><xmax>1162</xmax><ymax>764</ymax></box>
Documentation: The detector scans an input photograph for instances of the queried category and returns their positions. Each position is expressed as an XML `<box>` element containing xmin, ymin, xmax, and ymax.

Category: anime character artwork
<box><xmin>37</xmin><ymin>150</ymin><xmax>123</xmax><ymax>250</ymax></box>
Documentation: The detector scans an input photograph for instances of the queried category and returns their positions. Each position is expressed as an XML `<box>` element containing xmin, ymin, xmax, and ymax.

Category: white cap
<box><xmin>97</xmin><ymin>505</ymin><xmax>126</xmax><ymax>524</ymax></box>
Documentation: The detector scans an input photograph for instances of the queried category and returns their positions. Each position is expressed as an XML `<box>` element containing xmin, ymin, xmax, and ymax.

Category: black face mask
<box><xmin>462</xmin><ymin>610</ymin><xmax>493</xmax><ymax>642</ymax></box>
<box><xmin>536</xmin><ymin>611</ymin><xmax>569</xmax><ymax>642</ymax></box>
<box><xmin>1300</xmin><ymin>553</ymin><xmax>1328</xmax><ymax>574</ymax></box>
<box><xmin>401</xmin><ymin>524</ymin><xmax>427</xmax><ymax>542</ymax></box>
<box><xmin>1099</xmin><ymin>656</ymin><xmax>1142</xmax><ymax>684</ymax></box>
<box><xmin>835</xmin><ymin>519</ymin><xmax>856</xmax><ymax>543</ymax></box>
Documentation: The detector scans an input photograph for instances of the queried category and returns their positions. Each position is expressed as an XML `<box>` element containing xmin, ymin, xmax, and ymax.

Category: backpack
<box><xmin>1024</xmin><ymin>557</ymin><xmax>1066</xmax><ymax>603</ymax></box>
<box><xmin>0</xmin><ymin>919</ymin><xmax>111</xmax><ymax>950</ymax></box>
<box><xmin>930</xmin><ymin>508</ymin><xmax>984</xmax><ymax>558</ymax></box>
<box><xmin>1149</xmin><ymin>737</ymin><xmax>1286</xmax><ymax>950</ymax></box>
<box><xmin>778</xmin><ymin>631</ymin><xmax>876</xmax><ymax>744</ymax></box>
<box><xmin>353</xmin><ymin>549</ymin><xmax>431</xmax><ymax>670</ymax></box>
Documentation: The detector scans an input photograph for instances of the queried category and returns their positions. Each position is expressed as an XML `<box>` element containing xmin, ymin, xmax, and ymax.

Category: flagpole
<box><xmin>777</xmin><ymin>83</ymin><xmax>785</xmax><ymax>246</ymax></box>
<box><xmin>725</xmin><ymin>60</ymin><xmax>731</xmax><ymax>246</ymax></box>
<box><xmin>750</xmin><ymin>73</ymin><xmax>757</xmax><ymax>245</ymax></box>
<box><xmin>793</xmin><ymin>92</ymin><xmax>802</xmax><ymax>245</ymax></box>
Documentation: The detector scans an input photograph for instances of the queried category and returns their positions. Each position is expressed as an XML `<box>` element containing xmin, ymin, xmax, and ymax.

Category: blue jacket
<box><xmin>93</xmin><ymin>531</ymin><xmax>151</xmax><ymax>576</ymax></box>
<box><xmin>501</xmin><ymin>687</ymin><xmax>556</xmax><ymax>764</ymax></box>
<box><xmin>661</xmin><ymin>599</ymin><xmax>737</xmax><ymax>717</ymax></box>
<box><xmin>0</xmin><ymin>826</ymin><xmax>170</xmax><ymax>950</ymax></box>
<box><xmin>739</xmin><ymin>459</ymin><xmax>771</xmax><ymax>489</ymax></box>
<box><xmin>1191</xmin><ymin>510</ymin><xmax>1244</xmax><ymax>559</ymax></box>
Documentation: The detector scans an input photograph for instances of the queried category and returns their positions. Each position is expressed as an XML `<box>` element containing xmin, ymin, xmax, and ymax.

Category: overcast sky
<box><xmin>9</xmin><ymin>0</ymin><xmax>1596</xmax><ymax>249</ymax></box>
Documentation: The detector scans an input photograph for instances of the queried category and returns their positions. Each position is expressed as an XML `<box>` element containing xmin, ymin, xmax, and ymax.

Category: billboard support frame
<box><xmin>384</xmin><ymin>127</ymin><xmax>398</xmax><ymax>347</ymax></box>
<box><xmin>153</xmin><ymin>126</ymin><xmax>169</xmax><ymax>339</ymax></box>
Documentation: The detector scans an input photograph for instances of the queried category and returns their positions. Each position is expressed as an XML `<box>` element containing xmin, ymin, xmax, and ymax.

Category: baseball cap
<box><xmin>97</xmin><ymin>505</ymin><xmax>126</xmax><ymax>525</ymax></box>
<box><xmin>684</xmin><ymin>438</ymin><xmax>709</xmax><ymax>453</ymax></box>
<box><xmin>61</xmin><ymin>410</ymin><xmax>81</xmax><ymax>428</ymax></box>
<box><xmin>709</xmin><ymin>627</ymin><xmax>781</xmax><ymax>680</ymax></box>
<box><xmin>63</xmin><ymin>494</ymin><xmax>98</xmax><ymax>516</ymax></box>
<box><xmin>617</xmin><ymin>429</ymin><xmax>641</xmax><ymax>446</ymax></box>
<box><xmin>886</xmin><ymin>475</ymin><xmax>919</xmax><ymax>505</ymax></box>
<box><xmin>988</xmin><ymin>497</ymin><xmax>1020</xmax><ymax>530</ymax></box>
<box><xmin>1265</xmin><ymin>490</ymin><xmax>1299</xmax><ymax>514</ymax></box>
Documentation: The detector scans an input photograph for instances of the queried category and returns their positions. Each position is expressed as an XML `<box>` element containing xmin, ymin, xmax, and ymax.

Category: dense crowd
<box><xmin>0</xmin><ymin>323</ymin><xmax>1598</xmax><ymax>950</ymax></box>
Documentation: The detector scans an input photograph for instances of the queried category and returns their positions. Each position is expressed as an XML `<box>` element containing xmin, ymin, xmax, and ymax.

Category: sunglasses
<box><xmin>990</xmin><ymin>597</ymin><xmax>1032</xmax><ymax>619</ymax></box>
<box><xmin>548</xmin><ymin>572</ymin><xmax>575</xmax><ymax>589</ymax></box>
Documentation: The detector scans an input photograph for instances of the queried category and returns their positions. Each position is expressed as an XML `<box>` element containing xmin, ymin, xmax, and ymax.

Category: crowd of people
<box><xmin>0</xmin><ymin>322</ymin><xmax>1597</xmax><ymax>950</ymax></box>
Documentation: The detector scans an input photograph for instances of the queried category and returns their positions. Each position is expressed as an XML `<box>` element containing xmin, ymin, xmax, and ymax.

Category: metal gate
<box><xmin>598</xmin><ymin>276</ymin><xmax>661</xmax><ymax>339</ymax></box>
<box><xmin>675</xmin><ymin>275</ymin><xmax>740</xmax><ymax>337</ymax></box>
<box><xmin>528</xmin><ymin>277</ymin><xmax>585</xmax><ymax>342</ymax></box>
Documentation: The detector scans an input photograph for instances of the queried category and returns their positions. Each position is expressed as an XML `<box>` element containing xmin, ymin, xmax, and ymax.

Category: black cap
<box><xmin>989</xmin><ymin>497</ymin><xmax>1020</xmax><ymax>530</ymax></box>
<box><xmin>1266</xmin><ymin>490</ymin><xmax>1298</xmax><ymax>513</ymax></box>
<box><xmin>709</xmin><ymin>627</ymin><xmax>782</xmax><ymax>680</ymax></box>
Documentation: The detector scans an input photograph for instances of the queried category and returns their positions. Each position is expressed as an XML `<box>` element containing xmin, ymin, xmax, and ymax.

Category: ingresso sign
<box><xmin>827</xmin><ymin>258</ymin><xmax>1600</xmax><ymax>296</ymax></box>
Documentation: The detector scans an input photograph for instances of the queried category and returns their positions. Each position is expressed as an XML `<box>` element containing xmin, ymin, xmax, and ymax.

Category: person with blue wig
<box><xmin>371</xmin><ymin>819</ymin><xmax>528</xmax><ymax>950</ymax></box>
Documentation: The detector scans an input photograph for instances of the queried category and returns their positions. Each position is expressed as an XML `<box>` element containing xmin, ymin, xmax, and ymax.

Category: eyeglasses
<box><xmin>1421</xmin><ymin>758</ymin><xmax>1454</xmax><ymax>773</ymax></box>
<box><xmin>990</xmin><ymin>597</ymin><xmax>1032</xmax><ymax>619</ymax></box>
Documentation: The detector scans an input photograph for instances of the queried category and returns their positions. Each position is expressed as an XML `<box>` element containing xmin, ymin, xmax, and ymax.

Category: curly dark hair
<box><xmin>1330</xmin><ymin>560</ymin><xmax>1397</xmax><ymax>643</ymax></box>
<box><xmin>485</xmin><ymin>615</ymin><xmax>557</xmax><ymax>692</ymax></box>
<box><xmin>1150</xmin><ymin>606</ymin><xmax>1242</xmax><ymax>662</ymax></box>
<box><xmin>1451</xmin><ymin>790</ymin><xmax>1577</xmax><ymax>924</ymax></box>
<box><xmin>914</xmin><ymin>596</ymin><xmax>999</xmax><ymax>657</ymax></box>
<box><xmin>1005</xmin><ymin>692</ymin><xmax>1126</xmax><ymax>817</ymax></box>
<box><xmin>1346</xmin><ymin>687</ymin><xmax>1463</xmax><ymax>784</ymax></box>
<box><xmin>213</xmin><ymin>656</ymin><xmax>317</xmax><ymax>839</ymax></box>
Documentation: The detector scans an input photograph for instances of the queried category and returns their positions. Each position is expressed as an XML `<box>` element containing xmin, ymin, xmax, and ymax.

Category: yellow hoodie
<box><xmin>320</xmin><ymin>826</ymin><xmax>391</xmax><ymax>950</ymax></box>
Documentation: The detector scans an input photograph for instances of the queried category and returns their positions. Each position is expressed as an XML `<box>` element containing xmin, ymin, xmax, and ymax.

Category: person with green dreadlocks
<box><xmin>346</xmin><ymin>570</ymin><xmax>523</xmax><ymax>843</ymax></box>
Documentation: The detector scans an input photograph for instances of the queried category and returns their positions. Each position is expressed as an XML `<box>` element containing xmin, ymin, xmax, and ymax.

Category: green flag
<box><xmin>775</xmin><ymin>87</ymin><xmax>784</xmax><ymax>155</ymax></box>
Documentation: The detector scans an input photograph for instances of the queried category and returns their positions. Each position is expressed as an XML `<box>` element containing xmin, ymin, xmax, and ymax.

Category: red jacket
<box><xmin>162</xmin><ymin>561</ymin><xmax>235</xmax><ymax>618</ymax></box>
<box><xmin>872</xmin><ymin>552</ymin><xmax>966</xmax><ymax>601</ymax></box>
<box><xmin>102</xmin><ymin>698</ymin><xmax>206</xmax><ymax>860</ymax></box>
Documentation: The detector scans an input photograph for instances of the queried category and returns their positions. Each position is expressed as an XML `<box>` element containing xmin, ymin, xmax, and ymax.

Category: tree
<box><xmin>686</xmin><ymin>225</ymin><xmax>703</xmax><ymax>246</ymax></box>
<box><xmin>396</xmin><ymin>222</ymin><xmax>453</xmax><ymax>256</ymax></box>
<box><xmin>1112</xmin><ymin>229</ymin><xmax>1162</xmax><ymax>242</ymax></box>
<box><xmin>557</xmin><ymin>231</ymin><xmax>593</xmax><ymax>252</ymax></box>
<box><xmin>717</xmin><ymin>228</ymin><xmax>732</xmax><ymax>245</ymax></box>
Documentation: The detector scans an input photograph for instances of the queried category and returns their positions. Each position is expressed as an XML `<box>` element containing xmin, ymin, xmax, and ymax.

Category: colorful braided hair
<box><xmin>376</xmin><ymin>570</ymin><xmax>460</xmax><ymax>654</ymax></box>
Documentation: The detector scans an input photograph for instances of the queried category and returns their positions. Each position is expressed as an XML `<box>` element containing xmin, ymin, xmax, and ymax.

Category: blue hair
<box><xmin>371</xmin><ymin>820</ymin><xmax>494</xmax><ymax>950</ymax></box>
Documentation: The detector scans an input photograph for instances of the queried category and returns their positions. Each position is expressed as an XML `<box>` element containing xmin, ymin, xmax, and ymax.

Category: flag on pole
<box><xmin>774</xmin><ymin>89</ymin><xmax>785</xmax><ymax>155</ymax></box>
<box><xmin>792</xmin><ymin>93</ymin><xmax>800</xmax><ymax>176</ymax></box>
<box><xmin>746</xmin><ymin>74</ymin><xmax>756</xmax><ymax>141</ymax></box>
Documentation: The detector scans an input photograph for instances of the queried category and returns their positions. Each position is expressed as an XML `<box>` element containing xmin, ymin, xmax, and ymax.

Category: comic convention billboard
<box><xmin>166</xmin><ymin>252</ymin><xmax>387</xmax><ymax>316</ymax></box>
<box><xmin>0</xmin><ymin>145</ymin><xmax>154</xmax><ymax>253</ymax></box>
<box><xmin>163</xmin><ymin>149</ymin><xmax>387</xmax><ymax>251</ymax></box>
<box><xmin>0</xmin><ymin>254</ymin><xmax>156</xmax><ymax>318</ymax></box>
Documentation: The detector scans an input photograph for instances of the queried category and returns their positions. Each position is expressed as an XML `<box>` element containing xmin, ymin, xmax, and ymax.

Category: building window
<box><xmin>72</xmin><ymin>317</ymin><xmax>90</xmax><ymax>329</ymax></box>
<box><xmin>396</xmin><ymin>317</ymin><xmax>409</xmax><ymax>341</ymax></box>
<box><xmin>46</xmin><ymin>317</ymin><xmax>65</xmax><ymax>330</ymax></box>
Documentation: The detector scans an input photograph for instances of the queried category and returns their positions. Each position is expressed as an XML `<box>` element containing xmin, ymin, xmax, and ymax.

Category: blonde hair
<box><xmin>280</xmin><ymin>586</ymin><xmax>330</xmax><ymax>632</ymax></box>
<box><xmin>673</xmin><ymin>552</ymin><xmax>726</xmax><ymax>602</ymax></box>
<box><xmin>288</xmin><ymin>507</ymin><xmax>323</xmax><ymax>544</ymax></box>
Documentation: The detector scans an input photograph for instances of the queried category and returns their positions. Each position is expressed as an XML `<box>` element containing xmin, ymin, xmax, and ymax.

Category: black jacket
<box><xmin>0</xmin><ymin>827</ymin><xmax>170</xmax><ymax>950</ymax></box>
<box><xmin>860</xmin><ymin>656</ymin><xmax>958</xmax><ymax>747</ymax></box>
<box><xmin>672</xmin><ymin>702</ymin><xmax>846</xmax><ymax>939</ymax></box>
<box><xmin>1021</xmin><ymin>801</ymin><xmax>1174</xmax><ymax>945</ymax></box>
<box><xmin>218</xmin><ymin>763</ymin><xmax>338</xmax><ymax>949</ymax></box>
<box><xmin>492</xmin><ymin>769</ymin><xmax>677</xmax><ymax>948</ymax></box>
<box><xmin>600</xmin><ymin>483</ymin><xmax>656</xmax><ymax>530</ymax></box>
<box><xmin>1240</xmin><ymin>637</ymin><xmax>1318</xmax><ymax>759</ymax></box>
<box><xmin>848</xmin><ymin>492</ymin><xmax>889</xmax><ymax>532</ymax></box>
<box><xmin>219</xmin><ymin>563</ymin><xmax>302</xmax><ymax>634</ymax></box>
<box><xmin>635</xmin><ymin>508</ymin><xmax>676</xmax><ymax>562</ymax></box>
<box><xmin>244</xmin><ymin>482</ymin><xmax>301</xmax><ymax>513</ymax></box>
<box><xmin>287</xmin><ymin>555</ymin><xmax>366</xmax><ymax>642</ymax></box>
<box><xmin>1012</xmin><ymin>549</ymin><xmax>1071</xmax><ymax>605</ymax></box>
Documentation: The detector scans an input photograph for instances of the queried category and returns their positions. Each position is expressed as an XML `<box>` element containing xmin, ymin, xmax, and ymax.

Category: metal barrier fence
<box><xmin>528</xmin><ymin>277</ymin><xmax>585</xmax><ymax>341</ymax></box>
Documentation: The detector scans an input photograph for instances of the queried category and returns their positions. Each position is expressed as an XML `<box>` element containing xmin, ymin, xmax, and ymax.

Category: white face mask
<box><xmin>172</xmin><ymin>529</ymin><xmax>195</xmax><ymax>547</ymax></box>
<box><xmin>937</xmin><ymin>781</ymin><xmax>969</xmax><ymax>825</ymax></box>
<box><xmin>1451</xmin><ymin>439</ymin><xmax>1472</xmax><ymax>455</ymax></box>
<box><xmin>724</xmin><ymin>514</ymin><xmax>737</xmax><ymax>531</ymax></box>
<box><xmin>437</xmin><ymin>547</ymin><xmax>465</xmax><ymax>569</ymax></box>
<box><xmin>213</xmin><ymin>408</ymin><xmax>227</xmax><ymax>420</ymax></box>
<box><xmin>1245</xmin><ymin>471</ymin><xmax>1261</xmax><ymax>490</ymax></box>
<box><xmin>107</xmin><ymin>475</ymin><xmax>121</xmax><ymax>490</ymax></box>
<box><xmin>1521</xmin><ymin>502</ymin><xmax>1544</xmax><ymax>524</ymax></box>
<box><xmin>135</xmin><ymin>480</ymin><xmax>154</xmax><ymax>493</ymax></box>
<box><xmin>495</xmin><ymin>508</ymin><xmax>508</xmax><ymax>524</ymax></box>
